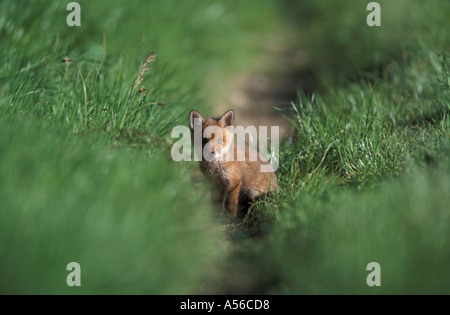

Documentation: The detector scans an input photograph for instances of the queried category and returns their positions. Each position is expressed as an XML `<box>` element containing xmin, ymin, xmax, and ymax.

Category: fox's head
<box><xmin>189</xmin><ymin>109</ymin><xmax>234</xmax><ymax>161</ymax></box>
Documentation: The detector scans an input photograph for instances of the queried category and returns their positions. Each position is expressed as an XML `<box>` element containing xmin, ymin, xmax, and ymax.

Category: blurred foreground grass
<box><xmin>0</xmin><ymin>118</ymin><xmax>226</xmax><ymax>294</ymax></box>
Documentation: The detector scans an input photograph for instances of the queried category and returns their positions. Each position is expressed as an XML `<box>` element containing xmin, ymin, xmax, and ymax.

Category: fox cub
<box><xmin>189</xmin><ymin>109</ymin><xmax>277</xmax><ymax>217</ymax></box>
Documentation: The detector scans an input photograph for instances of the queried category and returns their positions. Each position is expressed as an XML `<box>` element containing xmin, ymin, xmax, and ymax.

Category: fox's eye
<box><xmin>218</xmin><ymin>139</ymin><xmax>223</xmax><ymax>145</ymax></box>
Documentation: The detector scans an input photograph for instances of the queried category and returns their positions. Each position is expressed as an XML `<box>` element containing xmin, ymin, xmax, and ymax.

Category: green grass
<box><xmin>254</xmin><ymin>51</ymin><xmax>449</xmax><ymax>293</ymax></box>
<box><xmin>266</xmin><ymin>159</ymin><xmax>450</xmax><ymax>294</ymax></box>
<box><xmin>0</xmin><ymin>0</ymin><xmax>279</xmax><ymax>132</ymax></box>
<box><xmin>0</xmin><ymin>118</ymin><xmax>226</xmax><ymax>294</ymax></box>
<box><xmin>1</xmin><ymin>0</ymin><xmax>449</xmax><ymax>294</ymax></box>
<box><xmin>278</xmin><ymin>0</ymin><xmax>450</xmax><ymax>87</ymax></box>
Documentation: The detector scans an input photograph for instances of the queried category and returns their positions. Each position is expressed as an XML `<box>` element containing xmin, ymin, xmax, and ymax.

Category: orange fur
<box><xmin>190</xmin><ymin>109</ymin><xmax>277</xmax><ymax>217</ymax></box>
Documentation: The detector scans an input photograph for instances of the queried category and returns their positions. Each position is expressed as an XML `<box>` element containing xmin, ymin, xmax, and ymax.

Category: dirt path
<box><xmin>210</xmin><ymin>39</ymin><xmax>314</xmax><ymax>140</ymax></box>
<box><xmin>198</xmin><ymin>36</ymin><xmax>316</xmax><ymax>294</ymax></box>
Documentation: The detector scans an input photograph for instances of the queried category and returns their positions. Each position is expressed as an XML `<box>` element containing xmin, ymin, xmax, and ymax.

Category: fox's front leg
<box><xmin>221</xmin><ymin>189</ymin><xmax>227</xmax><ymax>214</ymax></box>
<box><xmin>227</xmin><ymin>182</ymin><xmax>241</xmax><ymax>217</ymax></box>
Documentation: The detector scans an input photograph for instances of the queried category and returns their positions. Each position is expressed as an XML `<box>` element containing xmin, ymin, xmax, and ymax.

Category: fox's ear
<box><xmin>219</xmin><ymin>109</ymin><xmax>234</xmax><ymax>127</ymax></box>
<box><xmin>189</xmin><ymin>110</ymin><xmax>204</xmax><ymax>130</ymax></box>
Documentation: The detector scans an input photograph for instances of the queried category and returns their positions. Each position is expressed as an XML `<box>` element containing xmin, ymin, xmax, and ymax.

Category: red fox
<box><xmin>189</xmin><ymin>109</ymin><xmax>277</xmax><ymax>217</ymax></box>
